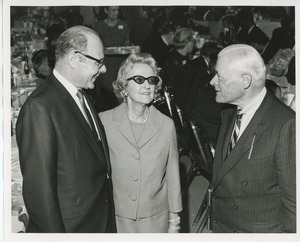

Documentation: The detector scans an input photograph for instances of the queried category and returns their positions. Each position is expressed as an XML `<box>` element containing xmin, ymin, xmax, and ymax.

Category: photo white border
<box><xmin>2</xmin><ymin>0</ymin><xmax>300</xmax><ymax>241</ymax></box>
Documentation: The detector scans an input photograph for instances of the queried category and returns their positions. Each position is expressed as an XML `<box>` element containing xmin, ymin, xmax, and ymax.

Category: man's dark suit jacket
<box><xmin>261</xmin><ymin>27</ymin><xmax>289</xmax><ymax>64</ymax></box>
<box><xmin>164</xmin><ymin>48</ymin><xmax>195</xmax><ymax>110</ymax></box>
<box><xmin>16</xmin><ymin>74</ymin><xmax>116</xmax><ymax>233</ymax></box>
<box><xmin>186</xmin><ymin>56</ymin><xmax>221</xmax><ymax>146</ymax></box>
<box><xmin>142</xmin><ymin>31</ymin><xmax>172</xmax><ymax>69</ymax></box>
<box><xmin>238</xmin><ymin>25</ymin><xmax>269</xmax><ymax>46</ymax></box>
<box><xmin>211</xmin><ymin>90</ymin><xmax>296</xmax><ymax>233</ymax></box>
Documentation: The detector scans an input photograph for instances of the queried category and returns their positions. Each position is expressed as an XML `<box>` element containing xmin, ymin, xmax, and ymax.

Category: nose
<box><xmin>210</xmin><ymin>74</ymin><xmax>218</xmax><ymax>86</ymax></box>
<box><xmin>143</xmin><ymin>80</ymin><xmax>151</xmax><ymax>89</ymax></box>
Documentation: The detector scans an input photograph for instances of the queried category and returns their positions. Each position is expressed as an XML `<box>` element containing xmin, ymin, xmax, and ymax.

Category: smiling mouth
<box><xmin>93</xmin><ymin>73</ymin><xmax>100</xmax><ymax>80</ymax></box>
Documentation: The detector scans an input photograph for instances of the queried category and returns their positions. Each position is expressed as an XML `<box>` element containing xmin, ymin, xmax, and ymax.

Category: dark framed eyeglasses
<box><xmin>74</xmin><ymin>51</ymin><xmax>105</xmax><ymax>68</ymax></box>
<box><xmin>127</xmin><ymin>75</ymin><xmax>159</xmax><ymax>85</ymax></box>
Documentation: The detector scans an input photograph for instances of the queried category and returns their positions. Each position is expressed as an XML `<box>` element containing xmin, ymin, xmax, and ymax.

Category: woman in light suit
<box><xmin>99</xmin><ymin>53</ymin><xmax>182</xmax><ymax>233</ymax></box>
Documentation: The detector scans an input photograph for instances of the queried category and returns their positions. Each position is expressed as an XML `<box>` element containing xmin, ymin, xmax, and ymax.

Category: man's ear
<box><xmin>242</xmin><ymin>74</ymin><xmax>252</xmax><ymax>89</ymax></box>
<box><xmin>68</xmin><ymin>52</ymin><xmax>78</xmax><ymax>69</ymax></box>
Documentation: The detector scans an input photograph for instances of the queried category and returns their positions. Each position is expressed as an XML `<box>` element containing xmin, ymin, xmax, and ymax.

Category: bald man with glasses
<box><xmin>16</xmin><ymin>26</ymin><xmax>116</xmax><ymax>233</ymax></box>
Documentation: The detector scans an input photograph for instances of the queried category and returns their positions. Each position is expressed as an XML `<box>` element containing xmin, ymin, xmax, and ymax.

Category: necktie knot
<box><xmin>236</xmin><ymin>109</ymin><xmax>243</xmax><ymax>128</ymax></box>
<box><xmin>237</xmin><ymin>108</ymin><xmax>243</xmax><ymax>115</ymax></box>
<box><xmin>77</xmin><ymin>89</ymin><xmax>84</xmax><ymax>102</ymax></box>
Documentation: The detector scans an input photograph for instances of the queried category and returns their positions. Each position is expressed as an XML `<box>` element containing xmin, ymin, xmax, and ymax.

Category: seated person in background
<box><xmin>186</xmin><ymin>43</ymin><xmax>222</xmax><ymax>147</ymax></box>
<box><xmin>94</xmin><ymin>6</ymin><xmax>130</xmax><ymax>47</ymax></box>
<box><xmin>262</xmin><ymin>16</ymin><xmax>294</xmax><ymax>64</ymax></box>
<box><xmin>142</xmin><ymin>21</ymin><xmax>176</xmax><ymax>69</ymax></box>
<box><xmin>267</xmin><ymin>36</ymin><xmax>294</xmax><ymax>77</ymax></box>
<box><xmin>163</xmin><ymin>28</ymin><xmax>195</xmax><ymax>109</ymax></box>
<box><xmin>31</xmin><ymin>49</ymin><xmax>52</xmax><ymax>86</ymax></box>
<box><xmin>236</xmin><ymin>8</ymin><xmax>269</xmax><ymax>53</ymax></box>
<box><xmin>219</xmin><ymin>15</ymin><xmax>239</xmax><ymax>46</ymax></box>
<box><xmin>192</xmin><ymin>7</ymin><xmax>226</xmax><ymax>44</ymax></box>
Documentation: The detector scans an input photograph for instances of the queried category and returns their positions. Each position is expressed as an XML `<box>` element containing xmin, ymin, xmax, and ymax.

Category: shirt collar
<box><xmin>248</xmin><ymin>24</ymin><xmax>256</xmax><ymax>35</ymax></box>
<box><xmin>239</xmin><ymin>87</ymin><xmax>266</xmax><ymax>115</ymax></box>
<box><xmin>53</xmin><ymin>68</ymin><xmax>79</xmax><ymax>98</ymax></box>
<box><xmin>203</xmin><ymin>56</ymin><xmax>209</xmax><ymax>67</ymax></box>
<box><xmin>161</xmin><ymin>35</ymin><xmax>169</xmax><ymax>46</ymax></box>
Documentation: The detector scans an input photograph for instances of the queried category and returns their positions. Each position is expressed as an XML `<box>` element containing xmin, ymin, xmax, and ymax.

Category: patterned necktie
<box><xmin>77</xmin><ymin>89</ymin><xmax>98</xmax><ymax>140</ymax></box>
<box><xmin>228</xmin><ymin>109</ymin><xmax>243</xmax><ymax>155</ymax></box>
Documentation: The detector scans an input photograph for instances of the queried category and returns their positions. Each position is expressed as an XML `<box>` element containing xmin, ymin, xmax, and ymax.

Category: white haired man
<box><xmin>209</xmin><ymin>44</ymin><xmax>295</xmax><ymax>233</ymax></box>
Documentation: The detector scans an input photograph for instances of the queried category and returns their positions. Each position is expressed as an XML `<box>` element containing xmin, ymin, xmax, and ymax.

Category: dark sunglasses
<box><xmin>74</xmin><ymin>51</ymin><xmax>105</xmax><ymax>68</ymax></box>
<box><xmin>127</xmin><ymin>75</ymin><xmax>159</xmax><ymax>85</ymax></box>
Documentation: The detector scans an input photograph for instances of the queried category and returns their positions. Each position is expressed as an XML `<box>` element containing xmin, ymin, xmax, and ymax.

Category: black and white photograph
<box><xmin>1</xmin><ymin>0</ymin><xmax>299</xmax><ymax>241</ymax></box>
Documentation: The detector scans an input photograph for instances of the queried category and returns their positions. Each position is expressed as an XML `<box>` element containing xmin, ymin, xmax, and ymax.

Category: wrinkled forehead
<box><xmin>216</xmin><ymin>46</ymin><xmax>249</xmax><ymax>70</ymax></box>
<box><xmin>216</xmin><ymin>45</ymin><xmax>266</xmax><ymax>79</ymax></box>
<box><xmin>216</xmin><ymin>54</ymin><xmax>235</xmax><ymax>71</ymax></box>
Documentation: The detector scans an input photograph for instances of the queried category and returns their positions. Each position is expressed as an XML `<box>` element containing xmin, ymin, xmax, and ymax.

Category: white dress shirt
<box><xmin>237</xmin><ymin>87</ymin><xmax>267</xmax><ymax>139</ymax></box>
<box><xmin>53</xmin><ymin>69</ymin><xmax>100</xmax><ymax>139</ymax></box>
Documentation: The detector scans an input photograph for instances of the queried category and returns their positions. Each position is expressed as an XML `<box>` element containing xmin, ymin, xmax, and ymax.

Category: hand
<box><xmin>168</xmin><ymin>212</ymin><xmax>180</xmax><ymax>233</ymax></box>
<box><xmin>168</xmin><ymin>226</ymin><xmax>180</xmax><ymax>233</ymax></box>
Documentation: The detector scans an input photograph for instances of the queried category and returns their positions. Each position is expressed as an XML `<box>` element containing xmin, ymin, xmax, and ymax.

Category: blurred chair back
<box><xmin>154</xmin><ymin>86</ymin><xmax>187</xmax><ymax>155</ymax></box>
<box><xmin>181</xmin><ymin>118</ymin><xmax>215</xmax><ymax>233</ymax></box>
<box><xmin>189</xmin><ymin>120</ymin><xmax>214</xmax><ymax>176</ymax></box>
<box><xmin>182</xmin><ymin>118</ymin><xmax>213</xmax><ymax>183</ymax></box>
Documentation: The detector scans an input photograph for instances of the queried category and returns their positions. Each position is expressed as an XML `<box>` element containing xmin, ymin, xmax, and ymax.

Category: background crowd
<box><xmin>11</xmin><ymin>5</ymin><xmax>296</xmax><ymax>145</ymax></box>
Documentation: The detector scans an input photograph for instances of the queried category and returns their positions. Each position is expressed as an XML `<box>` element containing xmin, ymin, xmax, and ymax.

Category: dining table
<box><xmin>11</xmin><ymin>133</ymin><xmax>27</xmax><ymax>233</ymax></box>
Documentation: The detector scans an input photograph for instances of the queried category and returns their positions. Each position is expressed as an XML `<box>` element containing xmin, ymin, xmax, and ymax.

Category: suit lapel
<box><xmin>114</xmin><ymin>103</ymin><xmax>137</xmax><ymax>149</ymax></box>
<box><xmin>214</xmin><ymin>92</ymin><xmax>272</xmax><ymax>188</ymax></box>
<box><xmin>49</xmin><ymin>75</ymin><xmax>107</xmax><ymax>170</ymax></box>
<box><xmin>138</xmin><ymin>106</ymin><xmax>160</xmax><ymax>149</ymax></box>
<box><xmin>83</xmin><ymin>91</ymin><xmax>110</xmax><ymax>172</ymax></box>
<box><xmin>113</xmin><ymin>104</ymin><xmax>161</xmax><ymax>149</ymax></box>
<box><xmin>221</xmin><ymin>109</ymin><xmax>236</xmax><ymax>161</ymax></box>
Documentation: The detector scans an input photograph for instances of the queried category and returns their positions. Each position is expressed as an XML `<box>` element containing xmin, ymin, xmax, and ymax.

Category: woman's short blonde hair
<box><xmin>113</xmin><ymin>53</ymin><xmax>162</xmax><ymax>101</ymax></box>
